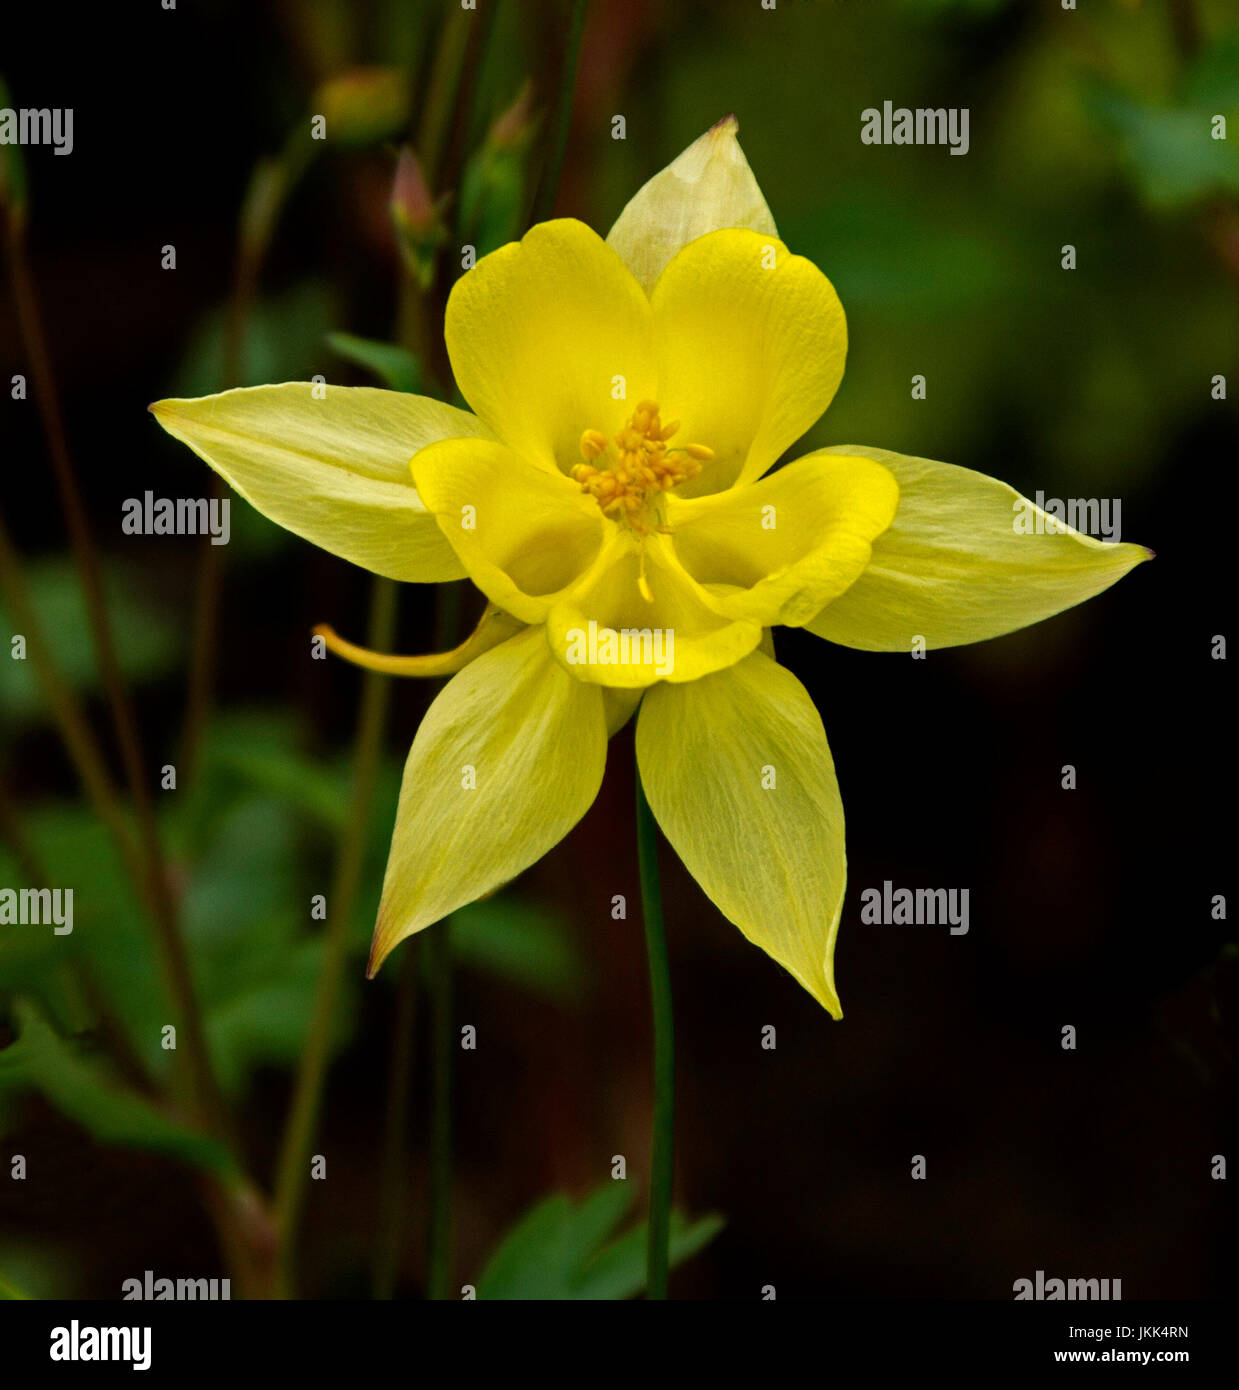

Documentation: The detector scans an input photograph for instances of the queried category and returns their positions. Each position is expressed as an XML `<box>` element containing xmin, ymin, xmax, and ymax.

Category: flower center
<box><xmin>571</xmin><ymin>399</ymin><xmax>713</xmax><ymax>529</ymax></box>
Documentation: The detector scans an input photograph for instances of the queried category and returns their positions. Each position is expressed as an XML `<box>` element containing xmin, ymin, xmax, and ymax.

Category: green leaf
<box><xmin>169</xmin><ymin>282</ymin><xmax>338</xmax><ymax>396</ymax></box>
<box><xmin>0</xmin><ymin>559</ymin><xmax>183</xmax><ymax>723</ymax></box>
<box><xmin>326</xmin><ymin>332</ymin><xmax>422</xmax><ymax>393</ymax></box>
<box><xmin>460</xmin><ymin>145</ymin><xmax>528</xmax><ymax>258</ymax></box>
<box><xmin>1183</xmin><ymin>29</ymin><xmax>1239</xmax><ymax>110</ymax></box>
<box><xmin>573</xmin><ymin>1210</ymin><xmax>726</xmax><ymax>1301</ymax></box>
<box><xmin>0</xmin><ymin>1003</ymin><xmax>231</xmax><ymax>1174</ymax></box>
<box><xmin>208</xmin><ymin>741</ymin><xmax>347</xmax><ymax>835</ymax></box>
<box><xmin>204</xmin><ymin>940</ymin><xmax>339</xmax><ymax>1097</ymax></box>
<box><xmin>474</xmin><ymin>1182</ymin><xmax>724</xmax><ymax>1300</ymax></box>
<box><xmin>178</xmin><ymin>793</ymin><xmax>357</xmax><ymax>1096</ymax></box>
<box><xmin>1086</xmin><ymin>82</ymin><xmax>1239</xmax><ymax>207</ymax></box>
<box><xmin>450</xmin><ymin>894</ymin><xmax>587</xmax><ymax>1002</ymax></box>
<box><xmin>0</xmin><ymin>806</ymin><xmax>169</xmax><ymax>1066</ymax></box>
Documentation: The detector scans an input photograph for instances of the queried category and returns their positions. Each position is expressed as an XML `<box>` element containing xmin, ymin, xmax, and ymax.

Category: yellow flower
<box><xmin>151</xmin><ymin>116</ymin><xmax>1150</xmax><ymax>1017</ymax></box>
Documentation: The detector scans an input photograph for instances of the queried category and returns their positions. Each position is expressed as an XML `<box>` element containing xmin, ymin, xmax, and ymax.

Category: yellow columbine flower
<box><xmin>151</xmin><ymin>116</ymin><xmax>1150</xmax><ymax>1018</ymax></box>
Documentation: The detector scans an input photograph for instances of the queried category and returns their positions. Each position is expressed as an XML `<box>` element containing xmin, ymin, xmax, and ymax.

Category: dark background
<box><xmin>0</xmin><ymin>0</ymin><xmax>1234</xmax><ymax>1299</ymax></box>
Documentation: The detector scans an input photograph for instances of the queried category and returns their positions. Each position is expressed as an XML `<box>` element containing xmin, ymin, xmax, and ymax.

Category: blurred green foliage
<box><xmin>3</xmin><ymin>0</ymin><xmax>1236</xmax><ymax>1297</ymax></box>
<box><xmin>474</xmin><ymin>1181</ymin><xmax>724</xmax><ymax>1300</ymax></box>
<box><xmin>0</xmin><ymin>560</ymin><xmax>182</xmax><ymax>723</ymax></box>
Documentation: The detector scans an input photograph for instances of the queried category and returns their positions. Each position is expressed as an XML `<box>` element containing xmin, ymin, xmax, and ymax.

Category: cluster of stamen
<box><xmin>571</xmin><ymin>400</ymin><xmax>713</xmax><ymax>527</ymax></box>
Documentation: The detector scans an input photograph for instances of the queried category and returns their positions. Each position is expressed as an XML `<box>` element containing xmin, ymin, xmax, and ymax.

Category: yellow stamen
<box><xmin>572</xmin><ymin>398</ymin><xmax>712</xmax><ymax>525</ymax></box>
<box><xmin>638</xmin><ymin>551</ymin><xmax>654</xmax><ymax>603</ymax></box>
<box><xmin>579</xmin><ymin>428</ymin><xmax>608</xmax><ymax>461</ymax></box>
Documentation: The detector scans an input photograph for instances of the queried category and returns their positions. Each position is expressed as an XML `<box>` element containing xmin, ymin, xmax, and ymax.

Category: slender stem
<box><xmin>417</xmin><ymin>6</ymin><xmax>473</xmax><ymax>186</ymax></box>
<box><xmin>180</xmin><ymin>142</ymin><xmax>309</xmax><ymax>790</ymax></box>
<box><xmin>425</xmin><ymin>919</ymin><xmax>453</xmax><ymax>1300</ymax></box>
<box><xmin>635</xmin><ymin>767</ymin><xmax>674</xmax><ymax>1300</ymax></box>
<box><xmin>372</xmin><ymin>946</ymin><xmax>419</xmax><ymax>1299</ymax></box>
<box><xmin>4</xmin><ymin>212</ymin><xmax>228</xmax><ymax>1144</ymax></box>
<box><xmin>272</xmin><ymin>576</ymin><xmax>397</xmax><ymax>1296</ymax></box>
<box><xmin>0</xmin><ymin>511</ymin><xmax>141</xmax><ymax>885</ymax></box>
<box><xmin>530</xmin><ymin>0</ymin><xmax>588</xmax><ymax>225</ymax></box>
<box><xmin>0</xmin><ymin>509</ymin><xmax>278</xmax><ymax>1292</ymax></box>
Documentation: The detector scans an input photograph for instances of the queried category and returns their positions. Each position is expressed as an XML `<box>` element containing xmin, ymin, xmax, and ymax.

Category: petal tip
<box><xmin>366</xmin><ymin>926</ymin><xmax>391</xmax><ymax>979</ymax></box>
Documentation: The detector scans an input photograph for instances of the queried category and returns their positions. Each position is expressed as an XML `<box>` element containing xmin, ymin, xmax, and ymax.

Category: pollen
<box><xmin>571</xmin><ymin>400</ymin><xmax>713</xmax><ymax>526</ymax></box>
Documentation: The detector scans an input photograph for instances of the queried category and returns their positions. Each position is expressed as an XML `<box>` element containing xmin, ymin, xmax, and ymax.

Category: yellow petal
<box><xmin>806</xmin><ymin>446</ymin><xmax>1153</xmax><ymax>650</ymax></box>
<box><xmin>150</xmin><ymin>384</ymin><xmax>483</xmax><ymax>582</ymax></box>
<box><xmin>605</xmin><ymin>114</ymin><xmax>778</xmax><ymax>294</ymax></box>
<box><xmin>412</xmin><ymin>436</ymin><xmax>606</xmax><ymax>623</ymax></box>
<box><xmin>603</xmin><ymin>686</ymin><xmax>643</xmax><ymax>738</ymax></box>
<box><xmin>668</xmin><ymin>450</ymin><xmax>899</xmax><ymax>627</ymax></box>
<box><xmin>444</xmin><ymin>219</ymin><xmax>655</xmax><ymax>475</ymax></box>
<box><xmin>635</xmin><ymin>652</ymin><xmax>845</xmax><ymax>1016</ymax></box>
<box><xmin>650</xmin><ymin>229</ymin><xmax>847</xmax><ymax>495</ymax></box>
<box><xmin>369</xmin><ymin>626</ymin><xmax>607</xmax><ymax>974</ymax></box>
<box><xmin>545</xmin><ymin>530</ymin><xmax>762</xmax><ymax>688</ymax></box>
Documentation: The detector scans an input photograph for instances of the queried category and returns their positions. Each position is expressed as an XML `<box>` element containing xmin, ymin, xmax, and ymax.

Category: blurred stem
<box><xmin>372</xmin><ymin>946</ymin><xmax>419</xmax><ymax>1299</ymax></box>
<box><xmin>273</xmin><ymin>576</ymin><xmax>397</xmax><ymax>1296</ymax></box>
<box><xmin>425</xmin><ymin>919</ymin><xmax>453</xmax><ymax>1300</ymax></box>
<box><xmin>0</xmin><ymin>513</ymin><xmax>270</xmax><ymax>1293</ymax></box>
<box><xmin>3</xmin><ymin>210</ymin><xmax>229</xmax><ymax>1144</ymax></box>
<box><xmin>530</xmin><ymin>0</ymin><xmax>588</xmax><ymax>225</ymax></box>
<box><xmin>636</xmin><ymin>766</ymin><xmax>674</xmax><ymax>1300</ymax></box>
<box><xmin>180</xmin><ymin>136</ymin><xmax>314</xmax><ymax>792</ymax></box>
<box><xmin>439</xmin><ymin>0</ymin><xmax>500</xmax><ymax>201</ymax></box>
<box><xmin>1168</xmin><ymin>0</ymin><xmax>1201</xmax><ymax>59</ymax></box>
<box><xmin>0</xmin><ymin>513</ymin><xmax>141</xmax><ymax>886</ymax></box>
<box><xmin>418</xmin><ymin>5</ymin><xmax>474</xmax><ymax>186</ymax></box>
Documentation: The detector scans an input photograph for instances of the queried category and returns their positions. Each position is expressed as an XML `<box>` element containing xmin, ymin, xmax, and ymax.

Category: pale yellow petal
<box><xmin>635</xmin><ymin>651</ymin><xmax>845</xmax><ymax>1016</ymax></box>
<box><xmin>369</xmin><ymin>627</ymin><xmax>607</xmax><ymax>973</ymax></box>
<box><xmin>150</xmin><ymin>383</ymin><xmax>485</xmax><ymax>582</ymax></box>
<box><xmin>605</xmin><ymin>114</ymin><xmax>778</xmax><ymax>294</ymax></box>
<box><xmin>807</xmin><ymin>446</ymin><xmax>1152</xmax><ymax>650</ymax></box>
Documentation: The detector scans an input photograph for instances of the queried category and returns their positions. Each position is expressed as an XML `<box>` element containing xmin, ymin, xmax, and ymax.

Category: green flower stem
<box><xmin>530</xmin><ymin>0</ymin><xmax>589</xmax><ymax>225</ymax></box>
<box><xmin>372</xmin><ymin>946</ymin><xmax>419</xmax><ymax>1299</ymax></box>
<box><xmin>425</xmin><ymin>919</ymin><xmax>454</xmax><ymax>1300</ymax></box>
<box><xmin>272</xmin><ymin>575</ymin><xmax>398</xmax><ymax>1296</ymax></box>
<box><xmin>636</xmin><ymin>765</ymin><xmax>675</xmax><ymax>1300</ymax></box>
<box><xmin>417</xmin><ymin>5</ymin><xmax>473</xmax><ymax>186</ymax></box>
